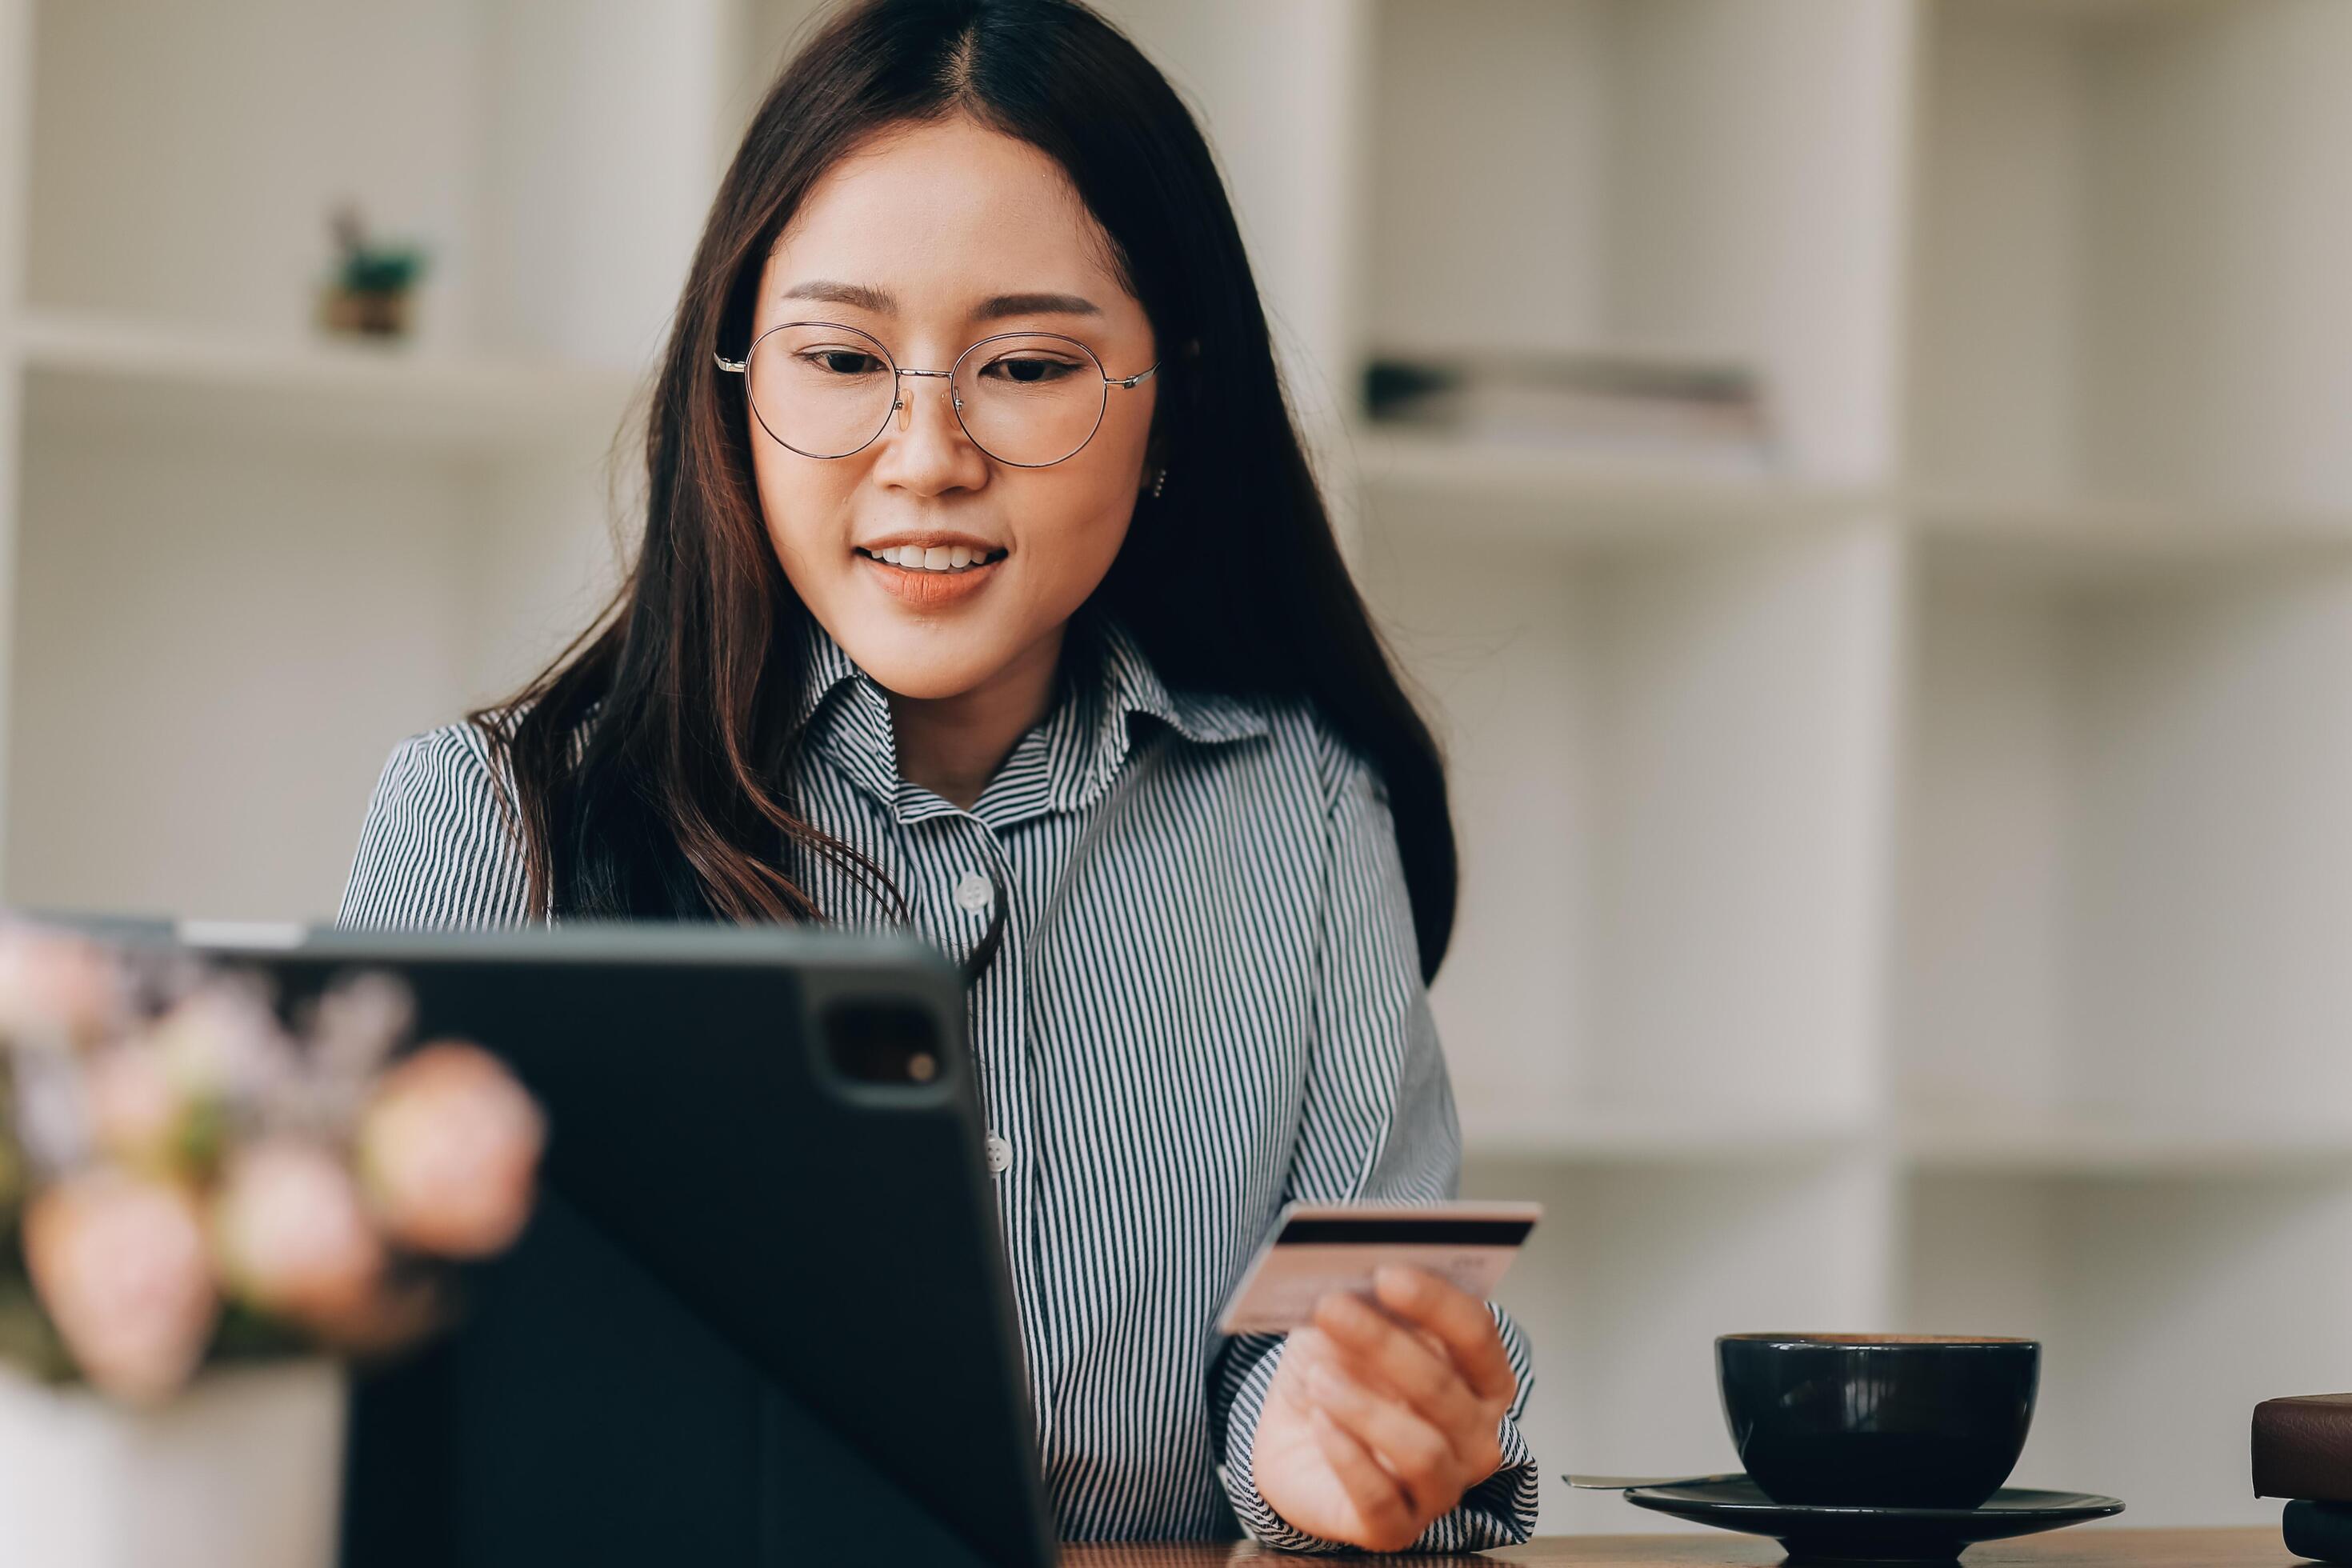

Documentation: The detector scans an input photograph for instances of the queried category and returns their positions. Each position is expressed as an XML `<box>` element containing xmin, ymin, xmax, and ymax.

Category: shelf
<box><xmin>15</xmin><ymin>309</ymin><xmax>639</xmax><ymax>453</ymax></box>
<box><xmin>1914</xmin><ymin>494</ymin><xmax>2352</xmax><ymax>582</ymax></box>
<box><xmin>1898</xmin><ymin>1109</ymin><xmax>2352</xmax><ymax>1178</ymax></box>
<box><xmin>1465</xmin><ymin>1101</ymin><xmax>2352</xmax><ymax>1177</ymax></box>
<box><xmin>1461</xmin><ymin>1102</ymin><xmax>1868</xmax><ymax>1166</ymax></box>
<box><xmin>1961</xmin><ymin>0</ymin><xmax>2243</xmax><ymax>22</ymax></box>
<box><xmin>1354</xmin><ymin>434</ymin><xmax>2352</xmax><ymax>562</ymax></box>
<box><xmin>1349</xmin><ymin>425</ymin><xmax>1890</xmax><ymax>543</ymax></box>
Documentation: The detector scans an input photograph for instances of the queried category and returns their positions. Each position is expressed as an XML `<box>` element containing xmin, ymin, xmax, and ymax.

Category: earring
<box><xmin>1149</xmin><ymin>465</ymin><xmax>1169</xmax><ymax>499</ymax></box>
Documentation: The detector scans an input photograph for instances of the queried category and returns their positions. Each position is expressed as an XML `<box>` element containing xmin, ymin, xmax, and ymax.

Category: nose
<box><xmin>872</xmin><ymin>369</ymin><xmax>988</xmax><ymax>493</ymax></box>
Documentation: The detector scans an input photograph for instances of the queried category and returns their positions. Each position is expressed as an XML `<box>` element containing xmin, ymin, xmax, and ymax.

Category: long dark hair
<box><xmin>478</xmin><ymin>0</ymin><xmax>1459</xmax><ymax>978</ymax></box>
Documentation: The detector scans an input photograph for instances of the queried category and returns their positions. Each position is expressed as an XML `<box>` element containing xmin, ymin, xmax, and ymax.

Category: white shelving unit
<box><xmin>4</xmin><ymin>0</ymin><xmax>2350</xmax><ymax>1541</ymax></box>
<box><xmin>0</xmin><ymin>0</ymin><xmax>732</xmax><ymax>919</ymax></box>
<box><xmin>1326</xmin><ymin>0</ymin><xmax>2352</xmax><ymax>1538</ymax></box>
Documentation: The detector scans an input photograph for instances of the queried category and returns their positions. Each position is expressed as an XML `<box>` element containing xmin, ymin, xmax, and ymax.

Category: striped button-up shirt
<box><xmin>335</xmin><ymin>603</ymin><xmax>1539</xmax><ymax>1550</ymax></box>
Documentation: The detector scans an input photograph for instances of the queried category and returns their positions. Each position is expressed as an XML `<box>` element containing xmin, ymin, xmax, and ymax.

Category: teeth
<box><xmin>867</xmin><ymin>545</ymin><xmax>998</xmax><ymax>573</ymax></box>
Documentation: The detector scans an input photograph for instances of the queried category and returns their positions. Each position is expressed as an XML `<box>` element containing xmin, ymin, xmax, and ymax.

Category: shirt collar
<box><xmin>787</xmin><ymin>608</ymin><xmax>893</xmax><ymax>759</ymax></box>
<box><xmin>786</xmin><ymin>602</ymin><xmax>1268</xmax><ymax>823</ymax></box>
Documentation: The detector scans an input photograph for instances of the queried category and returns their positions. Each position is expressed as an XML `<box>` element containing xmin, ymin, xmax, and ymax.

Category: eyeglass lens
<box><xmin>744</xmin><ymin>322</ymin><xmax>1113</xmax><ymax>466</ymax></box>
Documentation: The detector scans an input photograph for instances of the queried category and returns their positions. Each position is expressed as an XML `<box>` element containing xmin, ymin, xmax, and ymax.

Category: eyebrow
<box><xmin>778</xmin><ymin>281</ymin><xmax>1102</xmax><ymax>322</ymax></box>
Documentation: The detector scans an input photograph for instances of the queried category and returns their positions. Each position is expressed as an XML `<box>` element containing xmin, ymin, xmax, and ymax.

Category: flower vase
<box><xmin>0</xmin><ymin>1358</ymin><xmax>346</xmax><ymax>1568</ymax></box>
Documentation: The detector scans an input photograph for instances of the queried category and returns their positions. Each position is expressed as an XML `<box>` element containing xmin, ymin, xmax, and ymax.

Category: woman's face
<box><xmin>746</xmin><ymin>117</ymin><xmax>1159</xmax><ymax>701</ymax></box>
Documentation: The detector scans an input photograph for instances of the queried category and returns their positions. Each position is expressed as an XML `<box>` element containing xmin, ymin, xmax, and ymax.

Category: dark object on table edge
<box><xmin>2283</xmin><ymin>1498</ymin><xmax>2352</xmax><ymax>1564</ymax></box>
<box><xmin>2255</xmin><ymin>1393</ymin><xmax>2352</xmax><ymax>1506</ymax></box>
<box><xmin>1618</xmin><ymin>1477</ymin><xmax>2122</xmax><ymax>1564</ymax></box>
<box><xmin>2254</xmin><ymin>1391</ymin><xmax>2352</xmax><ymax>1566</ymax></box>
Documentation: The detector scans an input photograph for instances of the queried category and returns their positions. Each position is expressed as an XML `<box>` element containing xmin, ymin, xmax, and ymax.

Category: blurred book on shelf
<box><xmin>1362</xmin><ymin>348</ymin><xmax>1777</xmax><ymax>476</ymax></box>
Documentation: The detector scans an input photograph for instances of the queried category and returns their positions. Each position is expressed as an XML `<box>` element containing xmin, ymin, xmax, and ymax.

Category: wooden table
<box><xmin>1061</xmin><ymin>1526</ymin><xmax>2290</xmax><ymax>1566</ymax></box>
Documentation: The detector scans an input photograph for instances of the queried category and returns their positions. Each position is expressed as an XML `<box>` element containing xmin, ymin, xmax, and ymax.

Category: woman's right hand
<box><xmin>1246</xmin><ymin>1266</ymin><xmax>1518</xmax><ymax>1551</ymax></box>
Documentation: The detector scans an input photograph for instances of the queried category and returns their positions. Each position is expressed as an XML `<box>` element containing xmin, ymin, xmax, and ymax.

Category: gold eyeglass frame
<box><xmin>714</xmin><ymin>319</ymin><xmax>1160</xmax><ymax>468</ymax></box>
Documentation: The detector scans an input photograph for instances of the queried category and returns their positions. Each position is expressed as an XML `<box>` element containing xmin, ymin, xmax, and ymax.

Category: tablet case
<box><xmin>166</xmin><ymin>922</ymin><xmax>1059</xmax><ymax>1568</ymax></box>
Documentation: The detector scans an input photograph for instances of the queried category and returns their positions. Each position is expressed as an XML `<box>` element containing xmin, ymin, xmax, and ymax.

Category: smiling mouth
<box><xmin>857</xmin><ymin>545</ymin><xmax>1008</xmax><ymax>574</ymax></box>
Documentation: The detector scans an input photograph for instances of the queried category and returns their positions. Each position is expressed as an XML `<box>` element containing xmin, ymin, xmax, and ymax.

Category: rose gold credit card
<box><xmin>1214</xmin><ymin>1200</ymin><xmax>1542</xmax><ymax>1336</ymax></box>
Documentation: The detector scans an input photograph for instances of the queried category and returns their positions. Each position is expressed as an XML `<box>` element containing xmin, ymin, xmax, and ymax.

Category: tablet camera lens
<box><xmin>819</xmin><ymin>1001</ymin><xmax>943</xmax><ymax>1086</ymax></box>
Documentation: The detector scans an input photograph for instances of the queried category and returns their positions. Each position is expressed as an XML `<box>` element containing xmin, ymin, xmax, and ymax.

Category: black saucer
<box><xmin>1616</xmin><ymin>1476</ymin><xmax>2123</xmax><ymax>1563</ymax></box>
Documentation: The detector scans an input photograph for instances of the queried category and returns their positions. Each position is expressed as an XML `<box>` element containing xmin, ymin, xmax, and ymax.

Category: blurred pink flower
<box><xmin>23</xmin><ymin>1171</ymin><xmax>218</xmax><ymax>1403</ymax></box>
<box><xmin>0</xmin><ymin>922</ymin><xmax>127</xmax><ymax>1051</ymax></box>
<box><xmin>210</xmin><ymin>1138</ymin><xmax>385</xmax><ymax>1325</ymax></box>
<box><xmin>357</xmin><ymin>1042</ymin><xmax>543</xmax><ymax>1258</ymax></box>
<box><xmin>84</xmin><ymin>1044</ymin><xmax>188</xmax><ymax>1170</ymax></box>
<box><xmin>147</xmin><ymin>980</ymin><xmax>295</xmax><ymax>1105</ymax></box>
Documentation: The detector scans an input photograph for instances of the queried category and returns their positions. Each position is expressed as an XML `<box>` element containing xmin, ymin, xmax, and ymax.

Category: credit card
<box><xmin>1213</xmin><ymin>1200</ymin><xmax>1542</xmax><ymax>1336</ymax></box>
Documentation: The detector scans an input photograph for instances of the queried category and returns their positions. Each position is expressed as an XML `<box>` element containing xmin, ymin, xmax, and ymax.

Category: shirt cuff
<box><xmin>1217</xmin><ymin>1334</ymin><xmax>1542</xmax><ymax>1554</ymax></box>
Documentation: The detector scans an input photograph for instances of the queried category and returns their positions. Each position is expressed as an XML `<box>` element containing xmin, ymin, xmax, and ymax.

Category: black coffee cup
<box><xmin>1716</xmin><ymin>1333</ymin><xmax>2039</xmax><ymax>1510</ymax></box>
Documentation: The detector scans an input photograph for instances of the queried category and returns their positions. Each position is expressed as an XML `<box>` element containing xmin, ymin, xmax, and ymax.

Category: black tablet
<box><xmin>105</xmin><ymin>918</ymin><xmax>1056</xmax><ymax>1568</ymax></box>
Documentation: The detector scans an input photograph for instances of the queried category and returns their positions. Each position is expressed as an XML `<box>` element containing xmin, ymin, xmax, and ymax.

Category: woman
<box><xmin>337</xmin><ymin>0</ymin><xmax>1537</xmax><ymax>1550</ymax></box>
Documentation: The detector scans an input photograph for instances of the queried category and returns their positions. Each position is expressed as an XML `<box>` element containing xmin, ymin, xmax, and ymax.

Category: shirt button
<box><xmin>953</xmin><ymin>870</ymin><xmax>994</xmax><ymax>915</ymax></box>
<box><xmin>984</xmin><ymin>1133</ymin><xmax>1012</xmax><ymax>1175</ymax></box>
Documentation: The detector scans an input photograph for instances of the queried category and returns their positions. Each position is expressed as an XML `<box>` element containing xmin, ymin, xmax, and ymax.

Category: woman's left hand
<box><xmin>1246</xmin><ymin>1264</ymin><xmax>1518</xmax><ymax>1552</ymax></box>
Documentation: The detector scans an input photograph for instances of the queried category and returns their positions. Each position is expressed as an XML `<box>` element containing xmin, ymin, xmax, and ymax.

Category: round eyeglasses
<box><xmin>714</xmin><ymin>320</ymin><xmax>1159</xmax><ymax>468</ymax></box>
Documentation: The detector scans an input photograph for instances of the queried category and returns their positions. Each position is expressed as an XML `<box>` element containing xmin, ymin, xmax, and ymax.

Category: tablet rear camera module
<box><xmin>819</xmin><ymin>1000</ymin><xmax>944</xmax><ymax>1087</ymax></box>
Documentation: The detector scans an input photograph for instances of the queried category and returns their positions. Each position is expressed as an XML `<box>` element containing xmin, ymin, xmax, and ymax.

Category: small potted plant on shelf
<box><xmin>0</xmin><ymin>918</ymin><xmax>544</xmax><ymax>1568</ymax></box>
<box><xmin>316</xmin><ymin>202</ymin><xmax>430</xmax><ymax>340</ymax></box>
